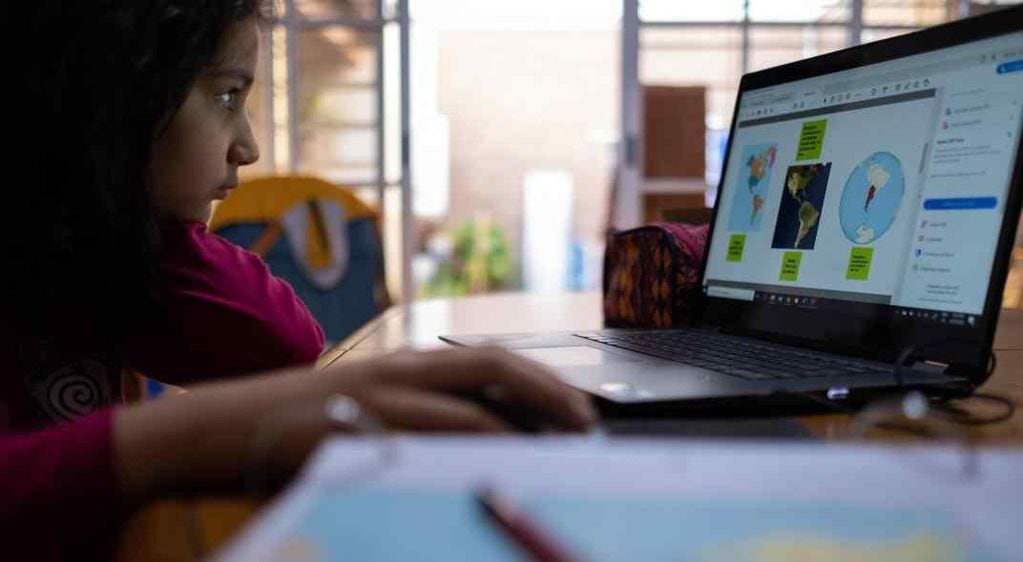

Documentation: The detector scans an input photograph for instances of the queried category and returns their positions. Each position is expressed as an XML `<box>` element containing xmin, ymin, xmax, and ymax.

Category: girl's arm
<box><xmin>4</xmin><ymin>347</ymin><xmax>596</xmax><ymax>559</ymax></box>
<box><xmin>128</xmin><ymin>221</ymin><xmax>325</xmax><ymax>384</ymax></box>
<box><xmin>0</xmin><ymin>409</ymin><xmax>121</xmax><ymax>560</ymax></box>
<box><xmin>115</xmin><ymin>347</ymin><xmax>597</xmax><ymax>500</ymax></box>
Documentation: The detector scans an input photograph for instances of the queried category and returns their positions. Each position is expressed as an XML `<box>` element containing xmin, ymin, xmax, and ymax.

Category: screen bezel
<box><xmin>697</xmin><ymin>6</ymin><xmax>1023</xmax><ymax>383</ymax></box>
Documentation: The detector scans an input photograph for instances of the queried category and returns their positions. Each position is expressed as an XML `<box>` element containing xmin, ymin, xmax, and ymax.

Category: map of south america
<box><xmin>863</xmin><ymin>162</ymin><xmax>890</xmax><ymax>212</ymax></box>
<box><xmin>772</xmin><ymin>163</ymin><xmax>832</xmax><ymax>250</ymax></box>
<box><xmin>840</xmin><ymin>152</ymin><xmax>905</xmax><ymax>245</ymax></box>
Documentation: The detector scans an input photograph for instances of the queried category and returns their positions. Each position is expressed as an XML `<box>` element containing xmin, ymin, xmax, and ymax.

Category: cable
<box><xmin>930</xmin><ymin>392</ymin><xmax>1016</xmax><ymax>426</ymax></box>
<box><xmin>768</xmin><ymin>339</ymin><xmax>1015</xmax><ymax>432</ymax></box>
<box><xmin>893</xmin><ymin>338</ymin><xmax>1015</xmax><ymax>427</ymax></box>
<box><xmin>892</xmin><ymin>337</ymin><xmax>993</xmax><ymax>388</ymax></box>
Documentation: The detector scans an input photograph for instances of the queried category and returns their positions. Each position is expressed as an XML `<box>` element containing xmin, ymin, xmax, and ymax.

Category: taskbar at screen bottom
<box><xmin>703</xmin><ymin>282</ymin><xmax>981</xmax><ymax>329</ymax></box>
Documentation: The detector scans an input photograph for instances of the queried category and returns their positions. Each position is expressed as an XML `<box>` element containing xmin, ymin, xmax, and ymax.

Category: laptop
<box><xmin>444</xmin><ymin>7</ymin><xmax>1023</xmax><ymax>412</ymax></box>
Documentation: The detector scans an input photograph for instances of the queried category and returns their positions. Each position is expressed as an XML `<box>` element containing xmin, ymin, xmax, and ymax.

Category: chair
<box><xmin>209</xmin><ymin>176</ymin><xmax>390</xmax><ymax>345</ymax></box>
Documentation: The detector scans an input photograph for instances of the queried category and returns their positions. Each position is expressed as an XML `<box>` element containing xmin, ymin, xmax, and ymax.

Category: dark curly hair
<box><xmin>3</xmin><ymin>1</ymin><xmax>273</xmax><ymax>367</ymax></box>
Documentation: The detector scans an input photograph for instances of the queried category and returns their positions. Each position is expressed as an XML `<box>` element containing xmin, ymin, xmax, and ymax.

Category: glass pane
<box><xmin>861</xmin><ymin>27</ymin><xmax>917</xmax><ymax>43</ymax></box>
<box><xmin>640</xmin><ymin>27</ymin><xmax>742</xmax><ymax>189</ymax></box>
<box><xmin>294</xmin><ymin>0</ymin><xmax>381</xmax><ymax>20</ymax></box>
<box><xmin>430</xmin><ymin>27</ymin><xmax>618</xmax><ymax>295</ymax></box>
<box><xmin>748</xmin><ymin>0</ymin><xmax>850</xmax><ymax>23</ymax></box>
<box><xmin>410</xmin><ymin>0</ymin><xmax>620</xmax><ymax>30</ymax></box>
<box><xmin>969</xmin><ymin>1</ymin><xmax>1023</xmax><ymax>18</ymax></box>
<box><xmin>305</xmin><ymin>129</ymin><xmax>375</xmax><ymax>166</ymax></box>
<box><xmin>382</xmin><ymin>183</ymin><xmax>403</xmax><ymax>300</ymax></box>
<box><xmin>748</xmin><ymin>26</ymin><xmax>849</xmax><ymax>72</ymax></box>
<box><xmin>640</xmin><ymin>0</ymin><xmax>744</xmax><ymax>22</ymax></box>
<box><xmin>863</xmin><ymin>0</ymin><xmax>949</xmax><ymax>26</ymax></box>
<box><xmin>295</xmin><ymin>27</ymin><xmax>380</xmax><ymax>182</ymax></box>
<box><xmin>640</xmin><ymin>27</ymin><xmax>742</xmax><ymax>125</ymax></box>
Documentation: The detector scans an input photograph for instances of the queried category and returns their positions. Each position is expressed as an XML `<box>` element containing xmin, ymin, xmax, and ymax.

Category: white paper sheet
<box><xmin>214</xmin><ymin>436</ymin><xmax>1023</xmax><ymax>562</ymax></box>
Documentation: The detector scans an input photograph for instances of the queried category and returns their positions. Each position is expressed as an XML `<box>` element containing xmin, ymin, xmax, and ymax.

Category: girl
<box><xmin>4</xmin><ymin>0</ymin><xmax>325</xmax><ymax>430</ymax></box>
<box><xmin>0</xmin><ymin>1</ymin><xmax>596</xmax><ymax>559</ymax></box>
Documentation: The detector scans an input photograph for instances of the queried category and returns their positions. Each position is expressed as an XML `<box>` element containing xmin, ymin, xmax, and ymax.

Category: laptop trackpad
<box><xmin>514</xmin><ymin>346</ymin><xmax>640</xmax><ymax>367</ymax></box>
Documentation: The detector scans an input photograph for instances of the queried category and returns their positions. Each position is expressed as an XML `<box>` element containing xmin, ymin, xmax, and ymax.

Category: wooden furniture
<box><xmin>641</xmin><ymin>178</ymin><xmax>710</xmax><ymax>224</ymax></box>
<box><xmin>210</xmin><ymin>175</ymin><xmax>391</xmax><ymax>344</ymax></box>
<box><xmin>643</xmin><ymin>86</ymin><xmax>705</xmax><ymax>178</ymax></box>
<box><xmin>641</xmin><ymin>86</ymin><xmax>710</xmax><ymax>224</ymax></box>
<box><xmin>118</xmin><ymin>292</ymin><xmax>1023</xmax><ymax>561</ymax></box>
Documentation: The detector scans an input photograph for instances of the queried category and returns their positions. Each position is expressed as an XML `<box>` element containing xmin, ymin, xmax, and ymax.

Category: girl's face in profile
<box><xmin>150</xmin><ymin>17</ymin><xmax>261</xmax><ymax>223</ymax></box>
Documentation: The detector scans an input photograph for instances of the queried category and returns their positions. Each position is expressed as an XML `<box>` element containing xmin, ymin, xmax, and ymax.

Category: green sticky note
<box><xmin>796</xmin><ymin>119</ymin><xmax>828</xmax><ymax>161</ymax></box>
<box><xmin>846</xmin><ymin>247</ymin><xmax>874</xmax><ymax>280</ymax></box>
<box><xmin>779</xmin><ymin>251</ymin><xmax>802</xmax><ymax>282</ymax></box>
<box><xmin>727</xmin><ymin>234</ymin><xmax>746</xmax><ymax>262</ymax></box>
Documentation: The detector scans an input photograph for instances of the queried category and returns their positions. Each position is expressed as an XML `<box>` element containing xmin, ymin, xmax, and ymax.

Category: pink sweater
<box><xmin>0</xmin><ymin>222</ymin><xmax>325</xmax><ymax>559</ymax></box>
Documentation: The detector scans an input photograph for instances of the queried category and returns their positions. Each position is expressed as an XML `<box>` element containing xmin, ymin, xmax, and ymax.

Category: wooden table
<box><xmin>318</xmin><ymin>291</ymin><xmax>1023</xmax><ymax>443</ymax></box>
<box><xmin>118</xmin><ymin>291</ymin><xmax>1023</xmax><ymax>560</ymax></box>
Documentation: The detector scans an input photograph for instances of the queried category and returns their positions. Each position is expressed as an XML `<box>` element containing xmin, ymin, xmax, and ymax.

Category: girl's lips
<box><xmin>214</xmin><ymin>184</ymin><xmax>236</xmax><ymax>199</ymax></box>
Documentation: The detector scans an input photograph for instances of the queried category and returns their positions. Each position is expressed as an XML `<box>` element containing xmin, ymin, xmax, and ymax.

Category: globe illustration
<box><xmin>839</xmin><ymin>151</ymin><xmax>905</xmax><ymax>245</ymax></box>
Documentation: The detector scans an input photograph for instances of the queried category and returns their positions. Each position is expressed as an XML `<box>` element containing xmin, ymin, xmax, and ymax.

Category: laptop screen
<box><xmin>701</xmin><ymin>20</ymin><xmax>1023</xmax><ymax>365</ymax></box>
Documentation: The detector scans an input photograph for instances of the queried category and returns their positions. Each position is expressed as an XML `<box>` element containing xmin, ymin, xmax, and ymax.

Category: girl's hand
<box><xmin>324</xmin><ymin>347</ymin><xmax>597</xmax><ymax>432</ymax></box>
<box><xmin>114</xmin><ymin>347</ymin><xmax>597</xmax><ymax>502</ymax></box>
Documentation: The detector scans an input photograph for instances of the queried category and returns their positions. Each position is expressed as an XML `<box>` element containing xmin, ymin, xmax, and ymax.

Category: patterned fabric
<box><xmin>14</xmin><ymin>342</ymin><xmax>120</xmax><ymax>427</ymax></box>
<box><xmin>603</xmin><ymin>223</ymin><xmax>709</xmax><ymax>329</ymax></box>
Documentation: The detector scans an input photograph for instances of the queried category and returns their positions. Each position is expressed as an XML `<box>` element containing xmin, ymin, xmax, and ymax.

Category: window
<box><xmin>246</xmin><ymin>0</ymin><xmax>411</xmax><ymax>300</ymax></box>
<box><xmin>618</xmin><ymin>0</ymin><xmax>970</xmax><ymax>228</ymax></box>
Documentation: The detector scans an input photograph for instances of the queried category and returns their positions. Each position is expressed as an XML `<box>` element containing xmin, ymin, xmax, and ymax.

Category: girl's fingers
<box><xmin>354</xmin><ymin>386</ymin><xmax>514</xmax><ymax>433</ymax></box>
<box><xmin>367</xmin><ymin>347</ymin><xmax>597</xmax><ymax>430</ymax></box>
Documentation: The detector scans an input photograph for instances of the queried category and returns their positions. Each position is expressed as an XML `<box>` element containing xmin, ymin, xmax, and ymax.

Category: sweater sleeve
<box><xmin>128</xmin><ymin>222</ymin><xmax>325</xmax><ymax>384</ymax></box>
<box><xmin>0</xmin><ymin>409</ymin><xmax>121</xmax><ymax>561</ymax></box>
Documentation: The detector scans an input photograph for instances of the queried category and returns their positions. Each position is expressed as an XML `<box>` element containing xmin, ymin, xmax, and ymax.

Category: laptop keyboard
<box><xmin>576</xmin><ymin>330</ymin><xmax>890</xmax><ymax>381</ymax></box>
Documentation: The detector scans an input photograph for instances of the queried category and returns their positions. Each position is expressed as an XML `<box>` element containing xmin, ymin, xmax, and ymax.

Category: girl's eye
<box><xmin>216</xmin><ymin>90</ymin><xmax>240</xmax><ymax>111</ymax></box>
